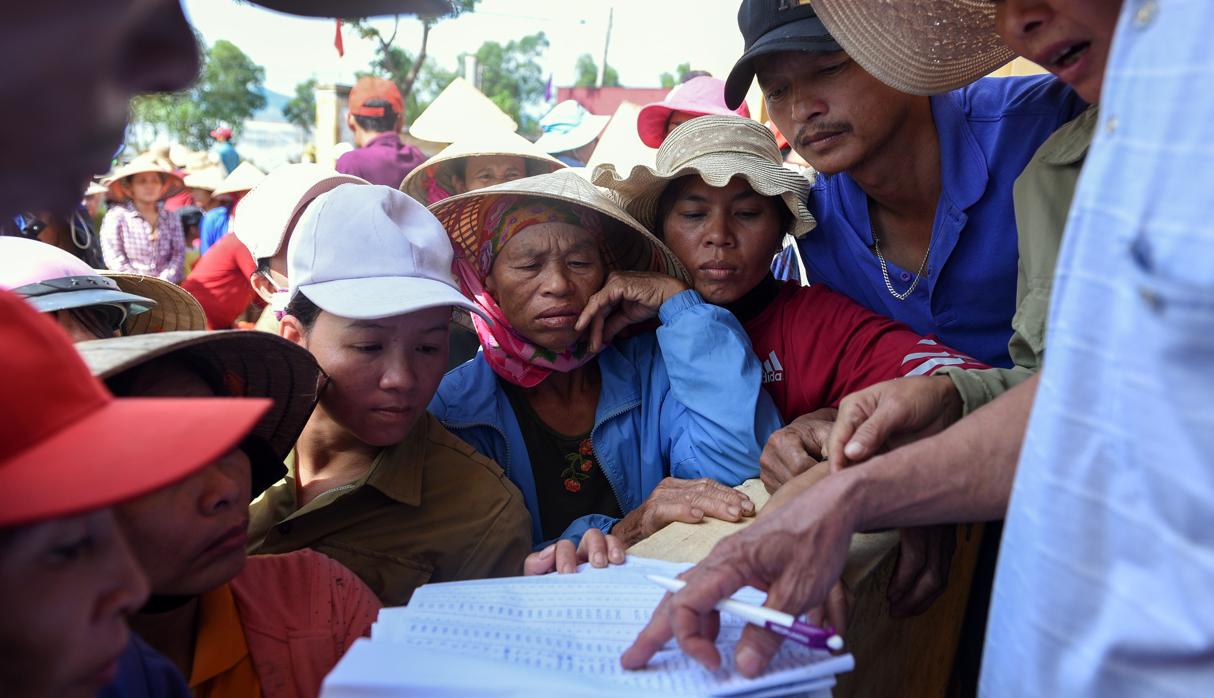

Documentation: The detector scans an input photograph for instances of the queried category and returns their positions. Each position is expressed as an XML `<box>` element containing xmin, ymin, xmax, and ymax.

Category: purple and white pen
<box><xmin>646</xmin><ymin>574</ymin><xmax>845</xmax><ymax>652</ymax></box>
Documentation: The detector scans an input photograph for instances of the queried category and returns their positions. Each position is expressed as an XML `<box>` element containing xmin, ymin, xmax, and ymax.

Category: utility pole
<box><xmin>597</xmin><ymin>6</ymin><xmax>614</xmax><ymax>88</ymax></box>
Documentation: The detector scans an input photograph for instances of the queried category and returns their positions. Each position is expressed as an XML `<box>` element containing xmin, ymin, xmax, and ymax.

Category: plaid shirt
<box><xmin>100</xmin><ymin>202</ymin><xmax>185</xmax><ymax>282</ymax></box>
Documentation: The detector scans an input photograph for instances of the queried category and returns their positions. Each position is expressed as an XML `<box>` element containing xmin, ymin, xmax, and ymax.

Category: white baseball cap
<box><xmin>287</xmin><ymin>184</ymin><xmax>487</xmax><ymax>322</ymax></box>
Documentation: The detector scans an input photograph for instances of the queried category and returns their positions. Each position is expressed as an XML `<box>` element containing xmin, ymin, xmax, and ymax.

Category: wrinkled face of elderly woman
<box><xmin>485</xmin><ymin>222</ymin><xmax>607</xmax><ymax>352</ymax></box>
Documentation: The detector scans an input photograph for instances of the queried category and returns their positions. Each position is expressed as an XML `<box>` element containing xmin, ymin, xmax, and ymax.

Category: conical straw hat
<box><xmin>399</xmin><ymin>129</ymin><xmax>565</xmax><ymax>204</ymax></box>
<box><xmin>407</xmin><ymin>77</ymin><xmax>517</xmax><ymax>144</ymax></box>
<box><xmin>182</xmin><ymin>166</ymin><xmax>226</xmax><ymax>192</ymax></box>
<box><xmin>212</xmin><ymin>162</ymin><xmax>267</xmax><ymax>197</ymax></box>
<box><xmin>428</xmin><ymin>169</ymin><xmax>689</xmax><ymax>285</ymax></box>
<box><xmin>102</xmin><ymin>154</ymin><xmax>185</xmax><ymax>203</ymax></box>
<box><xmin>100</xmin><ymin>271</ymin><xmax>206</xmax><ymax>335</ymax></box>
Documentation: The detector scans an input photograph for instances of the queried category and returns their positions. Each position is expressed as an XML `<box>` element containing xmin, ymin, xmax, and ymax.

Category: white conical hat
<box><xmin>407</xmin><ymin>77</ymin><xmax>517</xmax><ymax>144</ymax></box>
<box><xmin>212</xmin><ymin>162</ymin><xmax>267</xmax><ymax>197</ymax></box>
<box><xmin>399</xmin><ymin>129</ymin><xmax>565</xmax><ymax>204</ymax></box>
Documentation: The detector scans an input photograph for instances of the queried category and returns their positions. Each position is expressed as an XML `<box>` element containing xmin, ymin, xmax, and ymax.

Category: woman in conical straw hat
<box><xmin>99</xmin><ymin>154</ymin><xmax>188</xmax><ymax>283</ymax></box>
<box><xmin>594</xmin><ymin>115</ymin><xmax>983</xmax><ymax>487</ymax></box>
<box><xmin>400</xmin><ymin>129</ymin><xmax>565</xmax><ymax>205</ymax></box>
<box><xmin>428</xmin><ymin>168</ymin><xmax>781</xmax><ymax>551</ymax></box>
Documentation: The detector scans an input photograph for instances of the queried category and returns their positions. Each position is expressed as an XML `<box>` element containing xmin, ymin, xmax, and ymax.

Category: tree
<box><xmin>283</xmin><ymin>78</ymin><xmax>317</xmax><ymax>132</ymax></box>
<box><xmin>131</xmin><ymin>39</ymin><xmax>266</xmax><ymax>149</ymax></box>
<box><xmin>350</xmin><ymin>0</ymin><xmax>478</xmax><ymax>105</ymax></box>
<box><xmin>468</xmin><ymin>32</ymin><xmax>550</xmax><ymax>132</ymax></box>
<box><xmin>659</xmin><ymin>62</ymin><xmax>694</xmax><ymax>90</ymax></box>
<box><xmin>574</xmin><ymin>53</ymin><xmax>619</xmax><ymax>88</ymax></box>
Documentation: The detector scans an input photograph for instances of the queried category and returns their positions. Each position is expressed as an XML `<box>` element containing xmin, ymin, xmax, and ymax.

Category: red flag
<box><xmin>334</xmin><ymin>18</ymin><xmax>344</xmax><ymax>57</ymax></box>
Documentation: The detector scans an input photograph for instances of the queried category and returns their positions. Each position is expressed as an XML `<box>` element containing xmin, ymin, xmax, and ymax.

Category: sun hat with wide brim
<box><xmin>636</xmin><ymin>77</ymin><xmax>753</xmax><ymax>149</ymax></box>
<box><xmin>100</xmin><ymin>271</ymin><xmax>207</xmax><ymax>334</ymax></box>
<box><xmin>408</xmin><ymin>77</ymin><xmax>518</xmax><ymax>144</ymax></box>
<box><xmin>533</xmin><ymin>101</ymin><xmax>611</xmax><ymax>155</ymax></box>
<box><xmin>399</xmin><ymin>130</ymin><xmax>566</xmax><ymax>204</ymax></box>
<box><xmin>811</xmin><ymin>0</ymin><xmax>1014</xmax><ymax>96</ymax></box>
<box><xmin>76</xmin><ymin>330</ymin><xmax>321</xmax><ymax>462</ymax></box>
<box><xmin>593</xmin><ymin>114</ymin><xmax>816</xmax><ymax>238</ymax></box>
<box><xmin>102</xmin><ymin>154</ymin><xmax>185</xmax><ymax>203</ymax></box>
<box><xmin>0</xmin><ymin>238</ymin><xmax>155</xmax><ymax>324</ymax></box>
<box><xmin>0</xmin><ymin>290</ymin><xmax>270</xmax><ymax>528</ymax></box>
<box><xmin>212</xmin><ymin>162</ymin><xmax>268</xmax><ymax>197</ymax></box>
<box><xmin>428</xmin><ymin>169</ymin><xmax>690</xmax><ymax>285</ymax></box>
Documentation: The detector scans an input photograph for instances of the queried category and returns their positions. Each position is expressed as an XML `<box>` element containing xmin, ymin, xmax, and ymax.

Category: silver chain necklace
<box><xmin>872</xmin><ymin>224</ymin><xmax>932</xmax><ymax>301</ymax></box>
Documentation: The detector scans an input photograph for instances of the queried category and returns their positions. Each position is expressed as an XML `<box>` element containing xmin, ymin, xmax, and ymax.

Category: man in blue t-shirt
<box><xmin>724</xmin><ymin>0</ymin><xmax>1086</xmax><ymax>369</ymax></box>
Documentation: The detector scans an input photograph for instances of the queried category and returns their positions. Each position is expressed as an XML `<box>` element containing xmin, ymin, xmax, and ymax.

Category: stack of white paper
<box><xmin>321</xmin><ymin>556</ymin><xmax>853</xmax><ymax>697</ymax></box>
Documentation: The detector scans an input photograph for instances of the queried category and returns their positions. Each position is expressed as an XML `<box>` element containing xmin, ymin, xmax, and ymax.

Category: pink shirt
<box><xmin>100</xmin><ymin>202</ymin><xmax>185</xmax><ymax>282</ymax></box>
<box><xmin>230</xmin><ymin>549</ymin><xmax>381</xmax><ymax>698</ymax></box>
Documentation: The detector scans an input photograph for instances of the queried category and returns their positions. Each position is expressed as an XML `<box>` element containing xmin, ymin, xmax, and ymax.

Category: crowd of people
<box><xmin>2</xmin><ymin>0</ymin><xmax>1211</xmax><ymax>696</ymax></box>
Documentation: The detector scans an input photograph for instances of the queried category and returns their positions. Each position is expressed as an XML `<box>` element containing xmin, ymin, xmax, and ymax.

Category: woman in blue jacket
<box><xmin>428</xmin><ymin>170</ymin><xmax>782</xmax><ymax>547</ymax></box>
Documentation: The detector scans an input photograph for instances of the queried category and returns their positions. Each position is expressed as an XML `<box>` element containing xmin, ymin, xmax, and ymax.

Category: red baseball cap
<box><xmin>349</xmin><ymin>77</ymin><xmax>404</xmax><ymax>119</ymax></box>
<box><xmin>0</xmin><ymin>290</ymin><xmax>271</xmax><ymax>528</ymax></box>
<box><xmin>211</xmin><ymin>126</ymin><xmax>233</xmax><ymax>140</ymax></box>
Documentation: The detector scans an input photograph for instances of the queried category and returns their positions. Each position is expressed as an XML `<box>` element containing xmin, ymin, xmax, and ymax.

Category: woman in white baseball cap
<box><xmin>246</xmin><ymin>183</ymin><xmax>593</xmax><ymax>604</ymax></box>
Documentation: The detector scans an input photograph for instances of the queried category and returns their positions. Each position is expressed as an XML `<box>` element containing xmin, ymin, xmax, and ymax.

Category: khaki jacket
<box><xmin>248</xmin><ymin>413</ymin><xmax>533</xmax><ymax>606</ymax></box>
<box><xmin>942</xmin><ymin>106</ymin><xmax>1098</xmax><ymax>413</ymax></box>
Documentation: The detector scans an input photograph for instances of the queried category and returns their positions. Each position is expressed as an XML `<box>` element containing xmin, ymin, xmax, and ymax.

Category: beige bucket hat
<box><xmin>428</xmin><ymin>169</ymin><xmax>690</xmax><ymax>285</ymax></box>
<box><xmin>593</xmin><ymin>114</ymin><xmax>816</xmax><ymax>238</ymax></box>
<box><xmin>100</xmin><ymin>271</ymin><xmax>207</xmax><ymax>334</ymax></box>
<box><xmin>408</xmin><ymin>77</ymin><xmax>518</xmax><ymax>144</ymax></box>
<box><xmin>813</xmin><ymin>0</ymin><xmax>1015</xmax><ymax>96</ymax></box>
<box><xmin>102</xmin><ymin>154</ymin><xmax>185</xmax><ymax>203</ymax></box>
<box><xmin>75</xmin><ymin>330</ymin><xmax>321</xmax><ymax>462</ymax></box>
<box><xmin>399</xmin><ymin>130</ymin><xmax>566</xmax><ymax>204</ymax></box>
<box><xmin>212</xmin><ymin>162</ymin><xmax>267</xmax><ymax>197</ymax></box>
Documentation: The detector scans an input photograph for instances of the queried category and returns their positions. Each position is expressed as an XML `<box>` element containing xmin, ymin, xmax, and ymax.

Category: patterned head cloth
<box><xmin>472</xmin><ymin>197</ymin><xmax>604</xmax><ymax>278</ymax></box>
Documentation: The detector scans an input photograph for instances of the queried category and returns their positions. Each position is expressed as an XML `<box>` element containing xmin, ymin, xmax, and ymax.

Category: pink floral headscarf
<box><xmin>454</xmin><ymin>197</ymin><xmax>605</xmax><ymax>388</ymax></box>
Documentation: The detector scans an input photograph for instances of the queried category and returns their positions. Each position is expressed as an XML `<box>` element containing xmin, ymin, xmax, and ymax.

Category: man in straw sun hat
<box><xmin>75</xmin><ymin>329</ymin><xmax>383</xmax><ymax>697</ymax></box>
<box><xmin>99</xmin><ymin>153</ymin><xmax>188</xmax><ymax>283</ymax></box>
<box><xmin>0</xmin><ymin>289</ymin><xmax>273</xmax><ymax>695</ymax></box>
<box><xmin>427</xmin><ymin>169</ymin><xmax>781</xmax><ymax>564</ymax></box>
<box><xmin>722</xmin><ymin>0</ymin><xmax>1085</xmax><ymax>371</ymax></box>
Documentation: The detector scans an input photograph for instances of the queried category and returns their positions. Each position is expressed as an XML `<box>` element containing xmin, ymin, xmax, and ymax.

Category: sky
<box><xmin>181</xmin><ymin>0</ymin><xmax>749</xmax><ymax>97</ymax></box>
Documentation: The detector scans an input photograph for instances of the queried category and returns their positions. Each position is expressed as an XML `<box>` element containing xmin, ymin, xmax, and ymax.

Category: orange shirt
<box><xmin>189</xmin><ymin>583</ymin><xmax>261</xmax><ymax>698</ymax></box>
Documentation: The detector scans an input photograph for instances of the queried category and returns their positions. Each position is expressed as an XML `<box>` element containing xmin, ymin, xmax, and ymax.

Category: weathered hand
<box><xmin>523</xmin><ymin>528</ymin><xmax>626</xmax><ymax>575</ymax></box>
<box><xmin>760</xmin><ymin>408</ymin><xmax>837</xmax><ymax>493</ymax></box>
<box><xmin>575</xmin><ymin>271</ymin><xmax>688</xmax><ymax>353</ymax></box>
<box><xmin>887</xmin><ymin>524</ymin><xmax>956</xmax><ymax>617</ymax></box>
<box><xmin>611</xmin><ymin>477</ymin><xmax>755</xmax><ymax>547</ymax></box>
<box><xmin>828</xmin><ymin>375</ymin><xmax>963</xmax><ymax>471</ymax></box>
<box><xmin>621</xmin><ymin>473</ymin><xmax>857</xmax><ymax>677</ymax></box>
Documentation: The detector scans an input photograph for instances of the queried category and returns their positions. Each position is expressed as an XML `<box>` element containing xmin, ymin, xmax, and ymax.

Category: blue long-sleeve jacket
<box><xmin>428</xmin><ymin>290</ymin><xmax>783</xmax><ymax>547</ymax></box>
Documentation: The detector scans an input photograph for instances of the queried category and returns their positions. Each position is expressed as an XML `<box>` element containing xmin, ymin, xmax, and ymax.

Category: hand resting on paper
<box><xmin>524</xmin><ymin>528</ymin><xmax>626</xmax><ymax>575</ymax></box>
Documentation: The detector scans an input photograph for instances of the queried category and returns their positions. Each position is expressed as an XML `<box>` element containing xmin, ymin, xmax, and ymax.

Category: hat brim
<box><xmin>593</xmin><ymin>152</ymin><xmax>815</xmax><ymax>238</ymax></box>
<box><xmin>724</xmin><ymin>15</ymin><xmax>843</xmax><ymax>110</ymax></box>
<box><xmin>812</xmin><ymin>0</ymin><xmax>1015</xmax><ymax>96</ymax></box>
<box><xmin>102</xmin><ymin>272</ymin><xmax>206</xmax><ymax>334</ymax></box>
<box><xmin>533</xmin><ymin>115</ymin><xmax>612</xmax><ymax>154</ymax></box>
<box><xmin>0</xmin><ymin>395</ymin><xmax>269</xmax><ymax>528</ymax></box>
<box><xmin>299</xmin><ymin>275</ymin><xmax>490</xmax><ymax>323</ymax></box>
<box><xmin>22</xmin><ymin>287</ymin><xmax>155</xmax><ymax>318</ymax></box>
<box><xmin>402</xmin><ymin>153</ymin><xmax>565</xmax><ymax>204</ymax></box>
<box><xmin>248</xmin><ymin>0</ymin><xmax>453</xmax><ymax>17</ymax></box>
<box><xmin>76</xmin><ymin>331</ymin><xmax>321</xmax><ymax>462</ymax></box>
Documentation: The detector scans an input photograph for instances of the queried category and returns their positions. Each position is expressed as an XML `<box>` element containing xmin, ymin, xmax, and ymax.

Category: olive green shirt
<box><xmin>941</xmin><ymin>106</ymin><xmax>1099</xmax><ymax>414</ymax></box>
<box><xmin>247</xmin><ymin>412</ymin><xmax>533</xmax><ymax>607</ymax></box>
